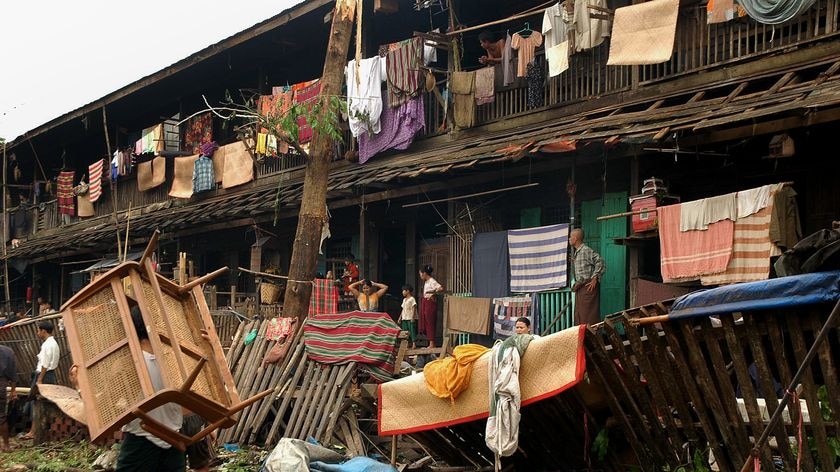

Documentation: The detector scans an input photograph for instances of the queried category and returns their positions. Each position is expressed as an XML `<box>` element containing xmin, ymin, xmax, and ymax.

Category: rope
<box><xmin>737</xmin><ymin>0</ymin><xmax>816</xmax><ymax>25</ymax></box>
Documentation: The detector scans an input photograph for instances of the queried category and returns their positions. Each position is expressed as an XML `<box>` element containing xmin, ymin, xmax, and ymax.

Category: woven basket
<box><xmin>260</xmin><ymin>282</ymin><xmax>281</xmax><ymax>304</ymax></box>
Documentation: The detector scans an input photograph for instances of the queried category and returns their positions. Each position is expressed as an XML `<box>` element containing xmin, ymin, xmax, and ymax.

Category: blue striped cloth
<box><xmin>507</xmin><ymin>223</ymin><xmax>570</xmax><ymax>292</ymax></box>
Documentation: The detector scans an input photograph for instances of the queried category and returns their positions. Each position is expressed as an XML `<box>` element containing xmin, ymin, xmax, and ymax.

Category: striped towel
<box><xmin>385</xmin><ymin>37</ymin><xmax>423</xmax><ymax>108</ymax></box>
<box><xmin>304</xmin><ymin>311</ymin><xmax>400</xmax><ymax>381</ymax></box>
<box><xmin>57</xmin><ymin>171</ymin><xmax>76</xmax><ymax>216</ymax></box>
<box><xmin>701</xmin><ymin>197</ymin><xmax>780</xmax><ymax>285</ymax></box>
<box><xmin>658</xmin><ymin>204</ymin><xmax>734</xmax><ymax>282</ymax></box>
<box><xmin>88</xmin><ymin>159</ymin><xmax>104</xmax><ymax>203</ymax></box>
<box><xmin>507</xmin><ymin>224</ymin><xmax>570</xmax><ymax>292</ymax></box>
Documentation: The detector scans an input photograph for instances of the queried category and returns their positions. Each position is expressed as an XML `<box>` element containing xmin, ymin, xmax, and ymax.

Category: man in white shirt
<box><xmin>21</xmin><ymin>321</ymin><xmax>60</xmax><ymax>440</ymax></box>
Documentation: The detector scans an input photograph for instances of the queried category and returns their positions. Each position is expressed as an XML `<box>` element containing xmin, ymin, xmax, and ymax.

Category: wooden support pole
<box><xmin>178</xmin><ymin>267</ymin><xmax>229</xmax><ymax>294</ymax></box>
<box><xmin>2</xmin><ymin>140</ymin><xmax>10</xmax><ymax>313</ymax></box>
<box><xmin>102</xmin><ymin>106</ymin><xmax>123</xmax><ymax>261</ymax></box>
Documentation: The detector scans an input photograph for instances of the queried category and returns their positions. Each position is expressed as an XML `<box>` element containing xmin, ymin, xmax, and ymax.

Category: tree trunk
<box><xmin>282</xmin><ymin>0</ymin><xmax>357</xmax><ymax>323</ymax></box>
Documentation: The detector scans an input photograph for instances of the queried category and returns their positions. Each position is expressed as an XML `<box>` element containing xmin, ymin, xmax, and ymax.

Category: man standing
<box><xmin>0</xmin><ymin>344</ymin><xmax>16</xmax><ymax>451</ymax></box>
<box><xmin>21</xmin><ymin>321</ymin><xmax>59</xmax><ymax>440</ymax></box>
<box><xmin>570</xmin><ymin>228</ymin><xmax>605</xmax><ymax>326</ymax></box>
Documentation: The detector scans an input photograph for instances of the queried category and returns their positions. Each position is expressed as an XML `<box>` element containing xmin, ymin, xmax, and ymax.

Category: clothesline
<box><xmin>445</xmin><ymin>0</ymin><xmax>613</xmax><ymax>37</ymax></box>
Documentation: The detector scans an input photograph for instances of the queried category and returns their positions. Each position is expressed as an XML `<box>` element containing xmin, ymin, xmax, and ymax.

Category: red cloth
<box><xmin>88</xmin><ymin>159</ymin><xmax>104</xmax><ymax>203</ymax></box>
<box><xmin>293</xmin><ymin>80</ymin><xmax>321</xmax><ymax>144</ymax></box>
<box><xmin>310</xmin><ymin>278</ymin><xmax>339</xmax><ymax>316</ymax></box>
<box><xmin>57</xmin><ymin>171</ymin><xmax>75</xmax><ymax>216</ymax></box>
<box><xmin>657</xmin><ymin>203</ymin><xmax>734</xmax><ymax>282</ymax></box>
<box><xmin>419</xmin><ymin>296</ymin><xmax>438</xmax><ymax>343</ymax></box>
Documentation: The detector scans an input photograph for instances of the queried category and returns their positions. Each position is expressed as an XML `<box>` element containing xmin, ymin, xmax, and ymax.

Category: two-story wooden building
<box><xmin>2</xmin><ymin>0</ymin><xmax>838</xmax><ymax>330</ymax></box>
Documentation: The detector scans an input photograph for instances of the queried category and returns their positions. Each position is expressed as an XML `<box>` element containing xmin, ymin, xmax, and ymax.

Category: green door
<box><xmin>580</xmin><ymin>193</ymin><xmax>628</xmax><ymax>318</ymax></box>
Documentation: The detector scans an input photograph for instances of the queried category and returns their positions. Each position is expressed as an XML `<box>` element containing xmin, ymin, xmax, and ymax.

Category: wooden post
<box><xmin>628</xmin><ymin>154</ymin><xmax>639</xmax><ymax>307</ymax></box>
<box><xmin>281</xmin><ymin>0</ymin><xmax>358</xmax><ymax>324</ymax></box>
<box><xmin>1</xmin><ymin>140</ymin><xmax>9</xmax><ymax>313</ymax></box>
<box><xmin>102</xmin><ymin>106</ymin><xmax>123</xmax><ymax>261</ymax></box>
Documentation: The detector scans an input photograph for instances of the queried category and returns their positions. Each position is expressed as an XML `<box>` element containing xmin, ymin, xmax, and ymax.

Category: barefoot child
<box><xmin>400</xmin><ymin>285</ymin><xmax>418</xmax><ymax>349</ymax></box>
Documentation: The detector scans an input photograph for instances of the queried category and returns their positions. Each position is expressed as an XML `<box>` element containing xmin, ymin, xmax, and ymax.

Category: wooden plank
<box><xmin>785</xmin><ymin>313</ymin><xmax>837</xmax><ymax>470</ymax></box>
<box><xmin>284</xmin><ymin>360</ymin><xmax>318</xmax><ymax>439</ymax></box>
<box><xmin>719</xmin><ymin>315</ymin><xmax>776</xmax><ymax>468</ymax></box>
<box><xmin>265</xmin><ymin>351</ymin><xmax>310</xmax><ymax>445</ymax></box>
<box><xmin>321</xmin><ymin>363</ymin><xmax>356</xmax><ymax>442</ymax></box>
<box><xmin>304</xmin><ymin>365</ymin><xmax>340</xmax><ymax>440</ymax></box>
<box><xmin>295</xmin><ymin>363</ymin><xmax>331</xmax><ymax>439</ymax></box>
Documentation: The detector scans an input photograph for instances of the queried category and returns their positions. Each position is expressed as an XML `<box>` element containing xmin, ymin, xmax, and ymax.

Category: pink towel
<box><xmin>658</xmin><ymin>203</ymin><xmax>734</xmax><ymax>282</ymax></box>
<box><xmin>88</xmin><ymin>159</ymin><xmax>104</xmax><ymax>203</ymax></box>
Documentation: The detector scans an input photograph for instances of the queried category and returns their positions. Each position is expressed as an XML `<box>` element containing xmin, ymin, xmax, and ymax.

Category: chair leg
<box><xmin>134</xmin><ymin>409</ymin><xmax>189</xmax><ymax>452</ymax></box>
<box><xmin>186</xmin><ymin>389</ymin><xmax>275</xmax><ymax>445</ymax></box>
<box><xmin>180</xmin><ymin>357</ymin><xmax>207</xmax><ymax>394</ymax></box>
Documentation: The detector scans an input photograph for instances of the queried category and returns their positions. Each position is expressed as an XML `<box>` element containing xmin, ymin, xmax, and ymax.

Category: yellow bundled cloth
<box><xmin>424</xmin><ymin>344</ymin><xmax>490</xmax><ymax>402</ymax></box>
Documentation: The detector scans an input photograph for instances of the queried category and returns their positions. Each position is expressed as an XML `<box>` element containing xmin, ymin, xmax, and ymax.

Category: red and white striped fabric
<box><xmin>88</xmin><ymin>159</ymin><xmax>104</xmax><ymax>202</ymax></box>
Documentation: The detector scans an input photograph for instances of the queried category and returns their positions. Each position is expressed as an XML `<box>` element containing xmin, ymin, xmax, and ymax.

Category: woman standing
<box><xmin>348</xmin><ymin>279</ymin><xmax>388</xmax><ymax>312</ymax></box>
<box><xmin>419</xmin><ymin>265</ymin><xmax>444</xmax><ymax>349</ymax></box>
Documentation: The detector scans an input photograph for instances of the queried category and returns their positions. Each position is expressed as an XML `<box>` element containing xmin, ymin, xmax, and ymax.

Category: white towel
<box><xmin>680</xmin><ymin>193</ymin><xmax>737</xmax><ymax>231</ymax></box>
<box><xmin>737</xmin><ymin>184</ymin><xmax>774</xmax><ymax>218</ymax></box>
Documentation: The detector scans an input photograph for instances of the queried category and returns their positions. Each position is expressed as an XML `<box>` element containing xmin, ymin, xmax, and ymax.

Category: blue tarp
<box><xmin>669</xmin><ymin>271</ymin><xmax>840</xmax><ymax>319</ymax></box>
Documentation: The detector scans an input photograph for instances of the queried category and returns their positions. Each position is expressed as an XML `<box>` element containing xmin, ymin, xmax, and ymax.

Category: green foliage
<box><xmin>0</xmin><ymin>439</ymin><xmax>105</xmax><ymax>470</ymax></box>
<box><xmin>592</xmin><ymin>427</ymin><xmax>609</xmax><ymax>462</ymax></box>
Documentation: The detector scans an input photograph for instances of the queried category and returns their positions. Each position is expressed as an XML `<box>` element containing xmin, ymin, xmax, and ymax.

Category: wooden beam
<box><xmin>684</xmin><ymin>106</ymin><xmax>840</xmax><ymax>145</ymax></box>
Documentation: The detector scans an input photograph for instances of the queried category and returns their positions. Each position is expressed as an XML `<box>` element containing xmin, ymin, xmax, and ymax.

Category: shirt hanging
<box><xmin>193</xmin><ymin>156</ymin><xmax>215</xmax><ymax>193</ymax></box>
<box><xmin>542</xmin><ymin>2</ymin><xmax>572</xmax><ymax>49</ymax></box>
<box><xmin>510</xmin><ymin>31</ymin><xmax>543</xmax><ymax>78</ymax></box>
<box><xmin>501</xmin><ymin>32</ymin><xmax>516</xmax><ymax>87</ymax></box>
<box><xmin>572</xmin><ymin>0</ymin><xmax>610</xmax><ymax>52</ymax></box>
<box><xmin>346</xmin><ymin>56</ymin><xmax>386</xmax><ymax>137</ymax></box>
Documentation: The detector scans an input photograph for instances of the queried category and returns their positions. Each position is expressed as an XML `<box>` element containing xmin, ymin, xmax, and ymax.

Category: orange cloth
<box><xmin>423</xmin><ymin>344</ymin><xmax>491</xmax><ymax>402</ymax></box>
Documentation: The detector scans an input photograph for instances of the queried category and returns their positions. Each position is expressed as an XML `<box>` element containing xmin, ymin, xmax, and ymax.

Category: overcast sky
<box><xmin>0</xmin><ymin>0</ymin><xmax>303</xmax><ymax>141</ymax></box>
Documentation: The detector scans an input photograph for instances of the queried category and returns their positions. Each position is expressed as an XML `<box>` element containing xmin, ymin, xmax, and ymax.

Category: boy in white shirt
<box><xmin>400</xmin><ymin>285</ymin><xmax>418</xmax><ymax>349</ymax></box>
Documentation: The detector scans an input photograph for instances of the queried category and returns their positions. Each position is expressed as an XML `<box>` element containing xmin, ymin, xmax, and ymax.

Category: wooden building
<box><xmin>2</xmin><ymin>0</ymin><xmax>839</xmax><ymax>336</ymax></box>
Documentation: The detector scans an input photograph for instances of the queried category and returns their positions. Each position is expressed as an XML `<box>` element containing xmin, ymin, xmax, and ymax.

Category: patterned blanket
<box><xmin>304</xmin><ymin>311</ymin><xmax>400</xmax><ymax>380</ymax></box>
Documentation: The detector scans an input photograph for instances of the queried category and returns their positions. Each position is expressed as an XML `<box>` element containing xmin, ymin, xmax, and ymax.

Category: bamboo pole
<box><xmin>123</xmin><ymin>202</ymin><xmax>132</xmax><ymax>261</ymax></box>
<box><xmin>401</xmin><ymin>183</ymin><xmax>540</xmax><ymax>208</ymax></box>
<box><xmin>2</xmin><ymin>140</ymin><xmax>10</xmax><ymax>313</ymax></box>
<box><xmin>102</xmin><ymin>106</ymin><xmax>122</xmax><ymax>261</ymax></box>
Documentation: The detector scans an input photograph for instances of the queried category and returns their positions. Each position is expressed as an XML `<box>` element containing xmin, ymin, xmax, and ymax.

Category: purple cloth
<box><xmin>358</xmin><ymin>95</ymin><xmax>425</xmax><ymax>164</ymax></box>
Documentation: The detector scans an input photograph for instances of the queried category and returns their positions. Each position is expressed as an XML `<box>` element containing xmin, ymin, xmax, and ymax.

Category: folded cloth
<box><xmin>475</xmin><ymin>67</ymin><xmax>495</xmax><ymax>105</ymax></box>
<box><xmin>737</xmin><ymin>184</ymin><xmax>774</xmax><ymax>218</ymax></box>
<box><xmin>452</xmin><ymin>71</ymin><xmax>476</xmax><ymax>128</ymax></box>
<box><xmin>547</xmin><ymin>41</ymin><xmax>570</xmax><ymax>77</ymax></box>
<box><xmin>378</xmin><ymin>326</ymin><xmax>586</xmax><ymax>435</ymax></box>
<box><xmin>265</xmin><ymin>316</ymin><xmax>295</xmax><ymax>342</ymax></box>
<box><xmin>346</xmin><ymin>56</ymin><xmax>385</xmax><ymax>137</ymax></box>
<box><xmin>221</xmin><ymin>141</ymin><xmax>254</xmax><ymax>189</ymax></box>
<box><xmin>659</xmin><ymin>203</ymin><xmax>734</xmax><ymax>282</ymax></box>
<box><xmin>424</xmin><ymin>344</ymin><xmax>490</xmax><ymax>402</ymax></box>
<box><xmin>446</xmin><ymin>296</ymin><xmax>492</xmax><ymax>335</ymax></box>
<box><xmin>169</xmin><ymin>155</ymin><xmax>199</xmax><ymax>199</ymax></box>
<box><xmin>57</xmin><ymin>171</ymin><xmax>76</xmax><ymax>216</ymax></box>
<box><xmin>88</xmin><ymin>159</ymin><xmax>104</xmax><ymax>203</ymax></box>
<box><xmin>310</xmin><ymin>278</ymin><xmax>339</xmax><ymax>315</ymax></box>
<box><xmin>358</xmin><ymin>95</ymin><xmax>425</xmax><ymax>164</ymax></box>
<box><xmin>680</xmin><ymin>193</ymin><xmax>737</xmax><ymax>231</ymax></box>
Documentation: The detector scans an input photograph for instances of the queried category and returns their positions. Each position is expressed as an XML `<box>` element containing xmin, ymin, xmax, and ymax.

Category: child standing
<box><xmin>400</xmin><ymin>285</ymin><xmax>418</xmax><ymax>348</ymax></box>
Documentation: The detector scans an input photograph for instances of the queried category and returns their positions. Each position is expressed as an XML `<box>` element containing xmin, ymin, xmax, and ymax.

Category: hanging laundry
<box><xmin>346</xmin><ymin>56</ymin><xmax>386</xmax><ymax>138</ymax></box>
<box><xmin>507</xmin><ymin>224</ymin><xmax>569</xmax><ymax>293</ymax></box>
<box><xmin>501</xmin><ymin>32</ymin><xmax>516</xmax><ymax>87</ymax></box>
<box><xmin>266</xmin><ymin>134</ymin><xmax>278</xmax><ymax>157</ymax></box>
<box><xmin>446</xmin><ymin>296</ymin><xmax>492</xmax><ymax>335</ymax></box>
<box><xmin>492</xmin><ymin>296</ymin><xmax>533</xmax><ymax>340</ymax></box>
<box><xmin>56</xmin><ymin>171</ymin><xmax>75</xmax><ymax>216</ymax></box>
<box><xmin>679</xmin><ymin>193</ymin><xmax>737</xmax><ymax>231</ymax></box>
<box><xmin>486</xmin><ymin>334</ymin><xmax>532</xmax><ymax>468</ymax></box>
<box><xmin>256</xmin><ymin>133</ymin><xmax>268</xmax><ymax>155</ymax></box>
<box><xmin>510</xmin><ymin>31</ymin><xmax>543</xmax><ymax>78</ymax></box>
<box><xmin>169</xmin><ymin>155</ymin><xmax>199</xmax><ymax>199</ymax></box>
<box><xmin>737</xmin><ymin>184</ymin><xmax>774</xmax><ymax>218</ymax></box>
<box><xmin>475</xmin><ymin>67</ymin><xmax>495</xmax><ymax>105</ymax></box>
<box><xmin>701</xmin><ymin>204</ymin><xmax>777</xmax><ymax>285</ymax></box>
<box><xmin>358</xmin><ymin>95</ymin><xmax>425</xmax><ymax>164</ymax></box>
<box><xmin>707</xmin><ymin>0</ymin><xmax>738</xmax><ymax>23</ymax></box>
<box><xmin>265</xmin><ymin>316</ymin><xmax>295</xmax><ymax>342</ymax></box>
<box><xmin>192</xmin><ymin>156</ymin><xmax>215</xmax><ymax>194</ymax></box>
<box><xmin>88</xmin><ymin>159</ymin><xmax>104</xmax><ymax>203</ymax></box>
<box><xmin>451</xmin><ymin>71</ymin><xmax>476</xmax><ymax>128</ymax></box>
<box><xmin>473</xmin><ymin>231</ymin><xmax>511</xmax><ymax>298</ymax></box>
<box><xmin>543</xmin><ymin>1</ymin><xmax>572</xmax><ymax>49</ymax></box>
<box><xmin>182</xmin><ymin>112</ymin><xmax>213</xmax><ymax>154</ymax></box>
<box><xmin>572</xmin><ymin>0</ymin><xmax>611</xmax><ymax>52</ymax></box>
<box><xmin>310</xmin><ymin>278</ymin><xmax>339</xmax><ymax>315</ymax></box>
<box><xmin>77</xmin><ymin>194</ymin><xmax>94</xmax><ymax>218</ymax></box>
<box><xmin>140</xmin><ymin>124</ymin><xmax>164</xmax><ymax>155</ymax></box>
<box><xmin>658</xmin><ymin>203</ymin><xmax>735</xmax><ymax>282</ymax></box>
<box><xmin>385</xmin><ymin>37</ymin><xmax>424</xmax><ymax>108</ymax></box>
<box><xmin>137</xmin><ymin>157</ymin><xmax>166</xmax><ymax>192</ymax></box>
<box><xmin>111</xmin><ymin>151</ymin><xmax>120</xmax><ymax>181</ymax></box>
<box><xmin>293</xmin><ymin>79</ymin><xmax>321</xmax><ymax>144</ymax></box>
<box><xmin>607</xmin><ymin>0</ymin><xmax>679</xmax><ymax>65</ymax></box>
<box><xmin>221</xmin><ymin>141</ymin><xmax>254</xmax><ymax>189</ymax></box>
<box><xmin>547</xmin><ymin>42</ymin><xmax>570</xmax><ymax>77</ymax></box>
<box><xmin>526</xmin><ymin>61</ymin><xmax>544</xmax><ymax>108</ymax></box>
<box><xmin>769</xmin><ymin>185</ymin><xmax>802</xmax><ymax>250</ymax></box>
<box><xmin>212</xmin><ymin>147</ymin><xmax>225</xmax><ymax>183</ymax></box>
